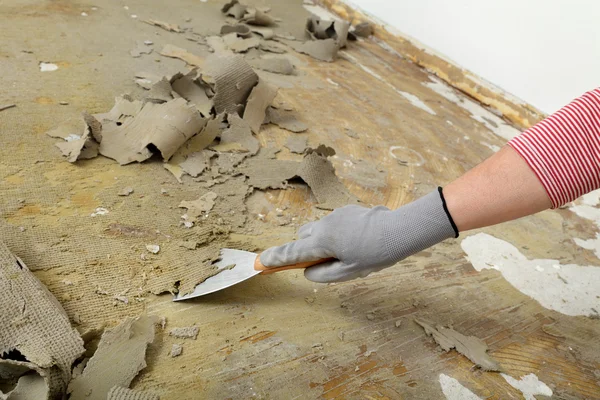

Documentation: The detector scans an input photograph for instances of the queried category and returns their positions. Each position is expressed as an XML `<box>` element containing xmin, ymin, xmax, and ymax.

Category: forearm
<box><xmin>445</xmin><ymin>87</ymin><xmax>600</xmax><ymax>232</ymax></box>
<box><xmin>443</xmin><ymin>146</ymin><xmax>551</xmax><ymax>232</ymax></box>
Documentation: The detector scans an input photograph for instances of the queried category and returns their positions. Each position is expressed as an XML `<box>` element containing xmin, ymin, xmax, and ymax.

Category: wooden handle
<box><xmin>254</xmin><ymin>255</ymin><xmax>333</xmax><ymax>275</ymax></box>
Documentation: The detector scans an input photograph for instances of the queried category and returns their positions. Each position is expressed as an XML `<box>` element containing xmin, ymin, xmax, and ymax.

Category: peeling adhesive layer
<box><xmin>264</xmin><ymin>107</ymin><xmax>308</xmax><ymax>133</ymax></box>
<box><xmin>243</xmin><ymin>79</ymin><xmax>278</xmax><ymax>134</ymax></box>
<box><xmin>461</xmin><ymin>233</ymin><xmax>600</xmax><ymax>316</ymax></box>
<box><xmin>415</xmin><ymin>319</ymin><xmax>500</xmax><ymax>371</ymax></box>
<box><xmin>67</xmin><ymin>316</ymin><xmax>156</xmax><ymax>400</ymax></box>
<box><xmin>239</xmin><ymin>151</ymin><xmax>358</xmax><ymax>209</ymax></box>
<box><xmin>221</xmin><ymin>113</ymin><xmax>259</xmax><ymax>154</ymax></box>
<box><xmin>159</xmin><ymin>44</ymin><xmax>204</xmax><ymax>67</ymax></box>
<box><xmin>99</xmin><ymin>98</ymin><xmax>206</xmax><ymax>165</ymax></box>
<box><xmin>46</xmin><ymin>115</ymin><xmax>100</xmax><ymax>162</ymax></box>
<box><xmin>0</xmin><ymin>241</ymin><xmax>85</xmax><ymax>396</ymax></box>
<box><xmin>248</xmin><ymin>57</ymin><xmax>294</xmax><ymax>75</ymax></box>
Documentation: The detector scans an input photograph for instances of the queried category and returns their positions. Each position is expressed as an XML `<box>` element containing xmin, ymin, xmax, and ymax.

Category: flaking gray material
<box><xmin>415</xmin><ymin>319</ymin><xmax>501</xmax><ymax>371</ymax></box>
<box><xmin>243</xmin><ymin>79</ymin><xmax>278</xmax><ymax>133</ymax></box>
<box><xmin>67</xmin><ymin>316</ymin><xmax>156</xmax><ymax>400</ymax></box>
<box><xmin>99</xmin><ymin>98</ymin><xmax>206</xmax><ymax>165</ymax></box>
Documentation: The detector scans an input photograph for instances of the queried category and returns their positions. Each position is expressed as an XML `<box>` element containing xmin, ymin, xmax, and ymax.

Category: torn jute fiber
<box><xmin>107</xmin><ymin>386</ymin><xmax>160</xmax><ymax>400</ymax></box>
<box><xmin>0</xmin><ymin>240</ymin><xmax>85</xmax><ymax>398</ymax></box>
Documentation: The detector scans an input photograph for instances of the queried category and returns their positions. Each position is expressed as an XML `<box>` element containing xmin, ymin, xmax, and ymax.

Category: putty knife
<box><xmin>174</xmin><ymin>248</ymin><xmax>330</xmax><ymax>301</ymax></box>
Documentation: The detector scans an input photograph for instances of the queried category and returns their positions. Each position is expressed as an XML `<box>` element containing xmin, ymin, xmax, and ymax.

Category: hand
<box><xmin>260</xmin><ymin>189</ymin><xmax>458</xmax><ymax>283</ymax></box>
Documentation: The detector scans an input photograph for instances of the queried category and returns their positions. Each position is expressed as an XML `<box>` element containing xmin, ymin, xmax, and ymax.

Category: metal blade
<box><xmin>174</xmin><ymin>248</ymin><xmax>260</xmax><ymax>301</ymax></box>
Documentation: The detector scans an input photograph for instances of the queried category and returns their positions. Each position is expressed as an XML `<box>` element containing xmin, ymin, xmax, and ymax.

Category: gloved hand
<box><xmin>260</xmin><ymin>188</ymin><xmax>458</xmax><ymax>283</ymax></box>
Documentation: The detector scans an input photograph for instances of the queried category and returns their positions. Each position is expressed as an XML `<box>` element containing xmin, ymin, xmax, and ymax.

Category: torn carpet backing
<box><xmin>0</xmin><ymin>241</ymin><xmax>85</xmax><ymax>399</ymax></box>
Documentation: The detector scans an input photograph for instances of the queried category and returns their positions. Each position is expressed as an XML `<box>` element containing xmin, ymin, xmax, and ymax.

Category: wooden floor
<box><xmin>0</xmin><ymin>0</ymin><xmax>599</xmax><ymax>398</ymax></box>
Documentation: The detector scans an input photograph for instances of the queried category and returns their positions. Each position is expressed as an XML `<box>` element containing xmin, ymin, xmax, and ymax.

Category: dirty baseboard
<box><xmin>317</xmin><ymin>0</ymin><xmax>547</xmax><ymax>130</ymax></box>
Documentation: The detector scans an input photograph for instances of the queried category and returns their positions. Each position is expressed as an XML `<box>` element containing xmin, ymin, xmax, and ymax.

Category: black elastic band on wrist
<box><xmin>438</xmin><ymin>187</ymin><xmax>459</xmax><ymax>238</ymax></box>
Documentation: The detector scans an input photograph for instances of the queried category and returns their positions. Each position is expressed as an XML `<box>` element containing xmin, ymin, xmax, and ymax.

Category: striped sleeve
<box><xmin>508</xmin><ymin>88</ymin><xmax>600</xmax><ymax>208</ymax></box>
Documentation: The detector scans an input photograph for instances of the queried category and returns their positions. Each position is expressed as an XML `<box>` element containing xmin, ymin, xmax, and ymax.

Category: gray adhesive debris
<box><xmin>99</xmin><ymin>98</ymin><xmax>206</xmax><ymax>165</ymax></box>
<box><xmin>414</xmin><ymin>319</ymin><xmax>500</xmax><ymax>371</ymax></box>
<box><xmin>243</xmin><ymin>79</ymin><xmax>278</xmax><ymax>133</ymax></box>
<box><xmin>240</xmin><ymin>149</ymin><xmax>358</xmax><ymax>209</ymax></box>
<box><xmin>0</xmin><ymin>360</ymin><xmax>55</xmax><ymax>400</ymax></box>
<box><xmin>264</xmin><ymin>107</ymin><xmax>308</xmax><ymax>133</ymax></box>
<box><xmin>144</xmin><ymin>77</ymin><xmax>173</xmax><ymax>103</ymax></box>
<box><xmin>223</xmin><ymin>33</ymin><xmax>261</xmax><ymax>53</ymax></box>
<box><xmin>222</xmin><ymin>0</ymin><xmax>247</xmax><ymax>19</ymax></box>
<box><xmin>220</xmin><ymin>24</ymin><xmax>252</xmax><ymax>38</ymax></box>
<box><xmin>259</xmin><ymin>41</ymin><xmax>286</xmax><ymax>54</ymax></box>
<box><xmin>67</xmin><ymin>316</ymin><xmax>156</xmax><ymax>400</ymax></box>
<box><xmin>118</xmin><ymin>187</ymin><xmax>134</xmax><ymax>196</ymax></box>
<box><xmin>306</xmin><ymin>17</ymin><xmax>349</xmax><ymax>47</ymax></box>
<box><xmin>46</xmin><ymin>115</ymin><xmax>101</xmax><ymax>162</ymax></box>
<box><xmin>129</xmin><ymin>41</ymin><xmax>153</xmax><ymax>57</ymax></box>
<box><xmin>171</xmin><ymin>69</ymin><xmax>213</xmax><ymax>117</ymax></box>
<box><xmin>143</xmin><ymin>19</ymin><xmax>181</xmax><ymax>33</ymax></box>
<box><xmin>159</xmin><ymin>44</ymin><xmax>204</xmax><ymax>67</ymax></box>
<box><xmin>179</xmin><ymin>192</ymin><xmax>218</xmax><ymax>219</ymax></box>
<box><xmin>169</xmin><ymin>326</ymin><xmax>199</xmax><ymax>340</ymax></box>
<box><xmin>249</xmin><ymin>57</ymin><xmax>294</xmax><ymax>75</ymax></box>
<box><xmin>221</xmin><ymin>113</ymin><xmax>260</xmax><ymax>154</ymax></box>
<box><xmin>249</xmin><ymin>26</ymin><xmax>275</xmax><ymax>39</ymax></box>
<box><xmin>179</xmin><ymin>150</ymin><xmax>214</xmax><ymax>177</ymax></box>
<box><xmin>284</xmin><ymin>135</ymin><xmax>308</xmax><ymax>154</ymax></box>
<box><xmin>352</xmin><ymin>22</ymin><xmax>373</xmax><ymax>37</ymax></box>
<box><xmin>241</xmin><ymin>8</ymin><xmax>275</xmax><ymax>26</ymax></box>
<box><xmin>287</xmin><ymin>38</ymin><xmax>339</xmax><ymax>62</ymax></box>
<box><xmin>170</xmin><ymin>344</ymin><xmax>183</xmax><ymax>357</ymax></box>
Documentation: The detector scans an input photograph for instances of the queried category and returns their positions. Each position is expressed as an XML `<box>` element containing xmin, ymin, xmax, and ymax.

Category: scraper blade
<box><xmin>174</xmin><ymin>248</ymin><xmax>332</xmax><ymax>301</ymax></box>
<box><xmin>174</xmin><ymin>248</ymin><xmax>260</xmax><ymax>301</ymax></box>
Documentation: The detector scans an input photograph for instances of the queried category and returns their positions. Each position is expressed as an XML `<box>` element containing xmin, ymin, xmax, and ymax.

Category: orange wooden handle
<box><xmin>254</xmin><ymin>255</ymin><xmax>334</xmax><ymax>275</ymax></box>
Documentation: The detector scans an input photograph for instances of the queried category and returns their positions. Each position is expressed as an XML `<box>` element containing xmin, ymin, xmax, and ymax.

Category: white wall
<box><xmin>348</xmin><ymin>0</ymin><xmax>600</xmax><ymax>114</ymax></box>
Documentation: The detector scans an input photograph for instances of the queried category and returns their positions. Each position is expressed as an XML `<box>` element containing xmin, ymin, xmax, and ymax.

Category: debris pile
<box><xmin>41</xmin><ymin>0</ymin><xmax>362</xmax><ymax>322</ymax></box>
<box><xmin>47</xmin><ymin>55</ymin><xmax>274</xmax><ymax>168</ymax></box>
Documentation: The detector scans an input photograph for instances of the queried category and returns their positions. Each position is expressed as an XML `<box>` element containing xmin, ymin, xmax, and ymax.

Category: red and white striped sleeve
<box><xmin>508</xmin><ymin>88</ymin><xmax>600</xmax><ymax>209</ymax></box>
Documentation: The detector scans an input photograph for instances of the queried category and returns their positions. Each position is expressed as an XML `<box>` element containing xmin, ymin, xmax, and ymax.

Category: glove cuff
<box><xmin>437</xmin><ymin>187</ymin><xmax>459</xmax><ymax>238</ymax></box>
<box><xmin>381</xmin><ymin>188</ymin><xmax>458</xmax><ymax>263</ymax></box>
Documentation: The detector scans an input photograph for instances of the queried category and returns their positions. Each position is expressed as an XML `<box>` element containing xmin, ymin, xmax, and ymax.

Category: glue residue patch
<box><xmin>39</xmin><ymin>62</ymin><xmax>59</xmax><ymax>72</ymax></box>
<box><xmin>423</xmin><ymin>76</ymin><xmax>519</xmax><ymax>141</ymax></box>
<box><xmin>461</xmin><ymin>233</ymin><xmax>600</xmax><ymax>317</ymax></box>
<box><xmin>438</xmin><ymin>374</ymin><xmax>481</xmax><ymax>400</ymax></box>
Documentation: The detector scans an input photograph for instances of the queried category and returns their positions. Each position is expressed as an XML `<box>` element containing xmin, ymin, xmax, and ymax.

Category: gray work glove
<box><xmin>260</xmin><ymin>188</ymin><xmax>458</xmax><ymax>283</ymax></box>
